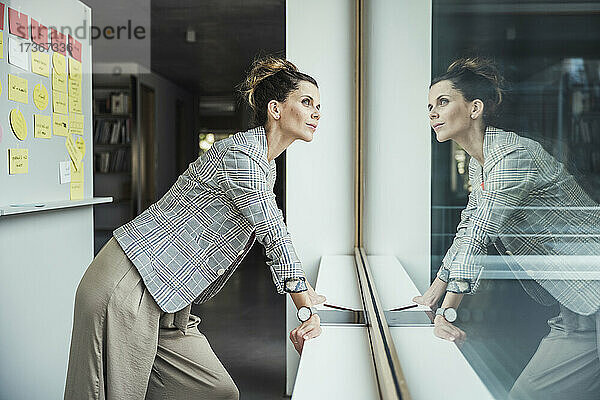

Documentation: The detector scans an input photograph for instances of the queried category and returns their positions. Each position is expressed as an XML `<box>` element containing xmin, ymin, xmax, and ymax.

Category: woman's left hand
<box><xmin>434</xmin><ymin>315</ymin><xmax>466</xmax><ymax>343</ymax></box>
<box><xmin>289</xmin><ymin>314</ymin><xmax>322</xmax><ymax>355</ymax></box>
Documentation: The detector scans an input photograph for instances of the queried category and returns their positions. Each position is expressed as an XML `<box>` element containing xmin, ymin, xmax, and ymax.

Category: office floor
<box><xmin>192</xmin><ymin>244</ymin><xmax>288</xmax><ymax>400</ymax></box>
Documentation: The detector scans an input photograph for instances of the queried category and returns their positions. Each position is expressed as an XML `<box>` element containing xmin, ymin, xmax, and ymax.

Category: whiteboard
<box><xmin>0</xmin><ymin>0</ymin><xmax>92</xmax><ymax>207</ymax></box>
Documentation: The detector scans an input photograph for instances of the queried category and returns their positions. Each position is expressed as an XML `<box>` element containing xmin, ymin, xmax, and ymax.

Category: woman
<box><xmin>414</xmin><ymin>57</ymin><xmax>600</xmax><ymax>399</ymax></box>
<box><xmin>64</xmin><ymin>57</ymin><xmax>326</xmax><ymax>400</ymax></box>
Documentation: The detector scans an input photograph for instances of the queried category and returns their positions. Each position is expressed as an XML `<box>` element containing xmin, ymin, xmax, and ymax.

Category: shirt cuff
<box><xmin>437</xmin><ymin>267</ymin><xmax>450</xmax><ymax>283</ymax></box>
<box><xmin>284</xmin><ymin>277</ymin><xmax>307</xmax><ymax>293</ymax></box>
<box><xmin>446</xmin><ymin>278</ymin><xmax>474</xmax><ymax>294</ymax></box>
<box><xmin>447</xmin><ymin>267</ymin><xmax>484</xmax><ymax>294</ymax></box>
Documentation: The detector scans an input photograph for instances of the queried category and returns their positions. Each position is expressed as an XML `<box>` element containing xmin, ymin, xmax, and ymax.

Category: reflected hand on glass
<box><xmin>306</xmin><ymin>280</ymin><xmax>326</xmax><ymax>306</ymax></box>
<box><xmin>434</xmin><ymin>314</ymin><xmax>466</xmax><ymax>343</ymax></box>
<box><xmin>412</xmin><ymin>277</ymin><xmax>447</xmax><ymax>311</ymax></box>
<box><xmin>290</xmin><ymin>314</ymin><xmax>322</xmax><ymax>355</ymax></box>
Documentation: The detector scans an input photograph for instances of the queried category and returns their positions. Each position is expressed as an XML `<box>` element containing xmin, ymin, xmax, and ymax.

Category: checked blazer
<box><xmin>437</xmin><ymin>127</ymin><xmax>600</xmax><ymax>315</ymax></box>
<box><xmin>114</xmin><ymin>126</ymin><xmax>307</xmax><ymax>313</ymax></box>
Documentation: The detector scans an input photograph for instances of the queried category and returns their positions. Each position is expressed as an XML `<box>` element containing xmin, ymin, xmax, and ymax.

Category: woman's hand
<box><xmin>306</xmin><ymin>280</ymin><xmax>326</xmax><ymax>306</ymax></box>
<box><xmin>434</xmin><ymin>315</ymin><xmax>466</xmax><ymax>343</ymax></box>
<box><xmin>412</xmin><ymin>277</ymin><xmax>447</xmax><ymax>311</ymax></box>
<box><xmin>289</xmin><ymin>314</ymin><xmax>322</xmax><ymax>355</ymax></box>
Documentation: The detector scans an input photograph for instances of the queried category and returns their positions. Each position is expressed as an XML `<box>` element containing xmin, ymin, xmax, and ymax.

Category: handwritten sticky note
<box><xmin>52</xmin><ymin>52</ymin><xmax>66</xmax><ymax>74</ymax></box>
<box><xmin>31</xmin><ymin>19</ymin><xmax>49</xmax><ymax>50</ymax></box>
<box><xmin>59</xmin><ymin>161</ymin><xmax>71</xmax><ymax>184</ymax></box>
<box><xmin>70</xmin><ymin>181</ymin><xmax>84</xmax><ymax>200</ymax></box>
<box><xmin>51</xmin><ymin>28</ymin><xmax>66</xmax><ymax>56</ymax></box>
<box><xmin>0</xmin><ymin>32</ymin><xmax>3</xmax><ymax>59</ymax></box>
<box><xmin>75</xmin><ymin>137</ymin><xmax>86</xmax><ymax>158</ymax></box>
<box><xmin>8</xmin><ymin>74</ymin><xmax>28</xmax><ymax>104</ymax></box>
<box><xmin>53</xmin><ymin>90</ymin><xmax>68</xmax><ymax>114</ymax></box>
<box><xmin>69</xmin><ymin>58</ymin><xmax>82</xmax><ymax>81</ymax></box>
<box><xmin>53</xmin><ymin>113</ymin><xmax>68</xmax><ymax>137</ymax></box>
<box><xmin>52</xmin><ymin>70</ymin><xmax>67</xmax><ymax>93</ymax></box>
<box><xmin>10</xmin><ymin>109</ymin><xmax>27</xmax><ymax>140</ymax></box>
<box><xmin>33</xmin><ymin>84</ymin><xmax>49</xmax><ymax>111</ymax></box>
<box><xmin>68</xmin><ymin>35</ymin><xmax>82</xmax><ymax>62</ymax></box>
<box><xmin>8</xmin><ymin>8</ymin><xmax>28</xmax><ymax>40</ymax></box>
<box><xmin>8</xmin><ymin>148</ymin><xmax>28</xmax><ymax>174</ymax></box>
<box><xmin>34</xmin><ymin>115</ymin><xmax>52</xmax><ymax>139</ymax></box>
<box><xmin>69</xmin><ymin>93</ymin><xmax>81</xmax><ymax>114</ymax></box>
<box><xmin>69</xmin><ymin>113</ymin><xmax>84</xmax><ymax>136</ymax></box>
<box><xmin>71</xmin><ymin>161</ymin><xmax>83</xmax><ymax>182</ymax></box>
<box><xmin>66</xmin><ymin>135</ymin><xmax>82</xmax><ymax>168</ymax></box>
<box><xmin>31</xmin><ymin>51</ymin><xmax>50</xmax><ymax>77</ymax></box>
<box><xmin>8</xmin><ymin>36</ymin><xmax>29</xmax><ymax>71</ymax></box>
<box><xmin>69</xmin><ymin>79</ymin><xmax>81</xmax><ymax>97</ymax></box>
<box><xmin>71</xmin><ymin>161</ymin><xmax>84</xmax><ymax>199</ymax></box>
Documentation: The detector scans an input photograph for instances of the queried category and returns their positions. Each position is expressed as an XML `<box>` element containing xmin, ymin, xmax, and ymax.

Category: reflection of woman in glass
<box><xmin>413</xmin><ymin>58</ymin><xmax>600</xmax><ymax>399</ymax></box>
<box><xmin>64</xmin><ymin>57</ymin><xmax>325</xmax><ymax>400</ymax></box>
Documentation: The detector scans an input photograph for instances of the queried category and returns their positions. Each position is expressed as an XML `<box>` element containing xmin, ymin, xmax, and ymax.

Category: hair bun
<box><xmin>241</xmin><ymin>56</ymin><xmax>299</xmax><ymax>110</ymax></box>
<box><xmin>447</xmin><ymin>57</ymin><xmax>505</xmax><ymax>106</ymax></box>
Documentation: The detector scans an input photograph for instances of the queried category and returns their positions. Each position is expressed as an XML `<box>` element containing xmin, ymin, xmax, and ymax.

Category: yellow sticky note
<box><xmin>53</xmin><ymin>113</ymin><xmax>69</xmax><ymax>137</ymax></box>
<box><xmin>69</xmin><ymin>113</ymin><xmax>84</xmax><ymax>136</ymax></box>
<box><xmin>0</xmin><ymin>32</ymin><xmax>3</xmax><ymax>60</ymax></box>
<box><xmin>71</xmin><ymin>161</ymin><xmax>84</xmax><ymax>182</ymax></box>
<box><xmin>70</xmin><ymin>181</ymin><xmax>84</xmax><ymax>200</ymax></box>
<box><xmin>8</xmin><ymin>148</ymin><xmax>28</xmax><ymax>174</ymax></box>
<box><xmin>33</xmin><ymin>84</ymin><xmax>49</xmax><ymax>111</ymax></box>
<box><xmin>69</xmin><ymin>58</ymin><xmax>82</xmax><ymax>81</ymax></box>
<box><xmin>8</xmin><ymin>74</ymin><xmax>28</xmax><ymax>104</ymax></box>
<box><xmin>52</xmin><ymin>71</ymin><xmax>67</xmax><ymax>93</ymax></box>
<box><xmin>66</xmin><ymin>135</ymin><xmax>82</xmax><ymax>167</ymax></box>
<box><xmin>69</xmin><ymin>92</ymin><xmax>81</xmax><ymax>114</ymax></box>
<box><xmin>69</xmin><ymin>79</ymin><xmax>81</xmax><ymax>98</ymax></box>
<box><xmin>34</xmin><ymin>115</ymin><xmax>52</xmax><ymax>139</ymax></box>
<box><xmin>53</xmin><ymin>90</ymin><xmax>68</xmax><ymax>114</ymax></box>
<box><xmin>75</xmin><ymin>137</ymin><xmax>86</xmax><ymax>158</ymax></box>
<box><xmin>10</xmin><ymin>109</ymin><xmax>27</xmax><ymax>140</ymax></box>
<box><xmin>52</xmin><ymin>53</ymin><xmax>66</xmax><ymax>74</ymax></box>
<box><xmin>31</xmin><ymin>51</ymin><xmax>50</xmax><ymax>77</ymax></box>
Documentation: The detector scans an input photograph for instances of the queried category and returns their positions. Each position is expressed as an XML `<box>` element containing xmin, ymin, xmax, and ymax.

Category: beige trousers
<box><xmin>509</xmin><ymin>305</ymin><xmax>599</xmax><ymax>400</ymax></box>
<box><xmin>64</xmin><ymin>238</ymin><xmax>239</xmax><ymax>400</ymax></box>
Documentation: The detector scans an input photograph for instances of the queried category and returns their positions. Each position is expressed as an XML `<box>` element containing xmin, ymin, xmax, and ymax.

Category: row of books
<box><xmin>94</xmin><ymin>119</ymin><xmax>131</xmax><ymax>144</ymax></box>
<box><xmin>94</xmin><ymin>150</ymin><xmax>130</xmax><ymax>173</ymax></box>
<box><xmin>93</xmin><ymin>92</ymin><xmax>131</xmax><ymax>114</ymax></box>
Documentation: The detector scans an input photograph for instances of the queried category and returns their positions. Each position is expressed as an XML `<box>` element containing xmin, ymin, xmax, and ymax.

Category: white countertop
<box><xmin>292</xmin><ymin>326</ymin><xmax>379</xmax><ymax>400</ymax></box>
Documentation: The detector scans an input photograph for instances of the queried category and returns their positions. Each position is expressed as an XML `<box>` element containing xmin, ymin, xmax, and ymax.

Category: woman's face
<box><xmin>428</xmin><ymin>80</ymin><xmax>473</xmax><ymax>142</ymax></box>
<box><xmin>278</xmin><ymin>81</ymin><xmax>321</xmax><ymax>142</ymax></box>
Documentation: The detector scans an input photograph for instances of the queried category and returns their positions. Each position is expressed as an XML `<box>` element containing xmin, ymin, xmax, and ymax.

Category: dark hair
<box><xmin>431</xmin><ymin>57</ymin><xmax>505</xmax><ymax>124</ymax></box>
<box><xmin>240</xmin><ymin>56</ymin><xmax>318</xmax><ymax>127</ymax></box>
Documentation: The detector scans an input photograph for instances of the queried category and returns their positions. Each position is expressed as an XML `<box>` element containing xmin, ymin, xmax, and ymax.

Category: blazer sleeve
<box><xmin>448</xmin><ymin>146</ymin><xmax>538</xmax><ymax>294</ymax></box>
<box><xmin>437</xmin><ymin>186</ymin><xmax>479</xmax><ymax>282</ymax></box>
<box><xmin>216</xmin><ymin>147</ymin><xmax>307</xmax><ymax>294</ymax></box>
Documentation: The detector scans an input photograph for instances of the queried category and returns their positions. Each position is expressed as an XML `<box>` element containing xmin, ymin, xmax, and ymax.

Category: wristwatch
<box><xmin>297</xmin><ymin>306</ymin><xmax>317</xmax><ymax>322</ymax></box>
<box><xmin>435</xmin><ymin>307</ymin><xmax>457</xmax><ymax>322</ymax></box>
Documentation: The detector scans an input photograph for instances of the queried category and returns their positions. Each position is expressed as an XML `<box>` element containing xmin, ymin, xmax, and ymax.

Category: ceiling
<box><xmin>151</xmin><ymin>0</ymin><xmax>285</xmax><ymax>96</ymax></box>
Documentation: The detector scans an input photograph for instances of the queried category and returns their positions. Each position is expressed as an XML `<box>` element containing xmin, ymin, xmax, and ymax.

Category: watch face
<box><xmin>444</xmin><ymin>308</ymin><xmax>457</xmax><ymax>322</ymax></box>
<box><xmin>297</xmin><ymin>306</ymin><xmax>312</xmax><ymax>322</ymax></box>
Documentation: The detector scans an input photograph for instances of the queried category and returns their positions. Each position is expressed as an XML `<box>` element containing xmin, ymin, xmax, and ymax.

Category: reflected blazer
<box><xmin>438</xmin><ymin>126</ymin><xmax>600</xmax><ymax>315</ymax></box>
<box><xmin>114</xmin><ymin>126</ymin><xmax>307</xmax><ymax>313</ymax></box>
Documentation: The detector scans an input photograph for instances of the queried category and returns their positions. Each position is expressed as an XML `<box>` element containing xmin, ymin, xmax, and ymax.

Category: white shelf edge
<box><xmin>0</xmin><ymin>197</ymin><xmax>113</xmax><ymax>217</ymax></box>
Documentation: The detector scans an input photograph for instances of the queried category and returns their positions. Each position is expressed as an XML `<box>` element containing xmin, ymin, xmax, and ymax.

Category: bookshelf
<box><xmin>92</xmin><ymin>76</ymin><xmax>138</xmax><ymax>254</ymax></box>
